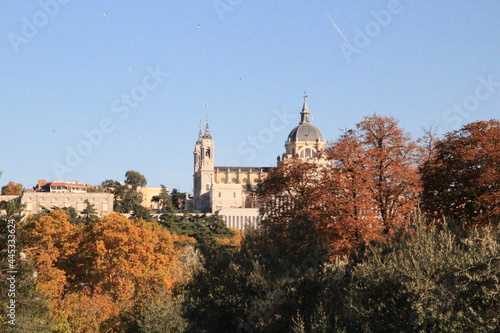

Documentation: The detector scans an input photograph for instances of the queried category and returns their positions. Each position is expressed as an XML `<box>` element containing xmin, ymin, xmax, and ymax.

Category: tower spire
<box><xmin>300</xmin><ymin>94</ymin><xmax>311</xmax><ymax>124</ymax></box>
<box><xmin>197</xmin><ymin>121</ymin><xmax>203</xmax><ymax>142</ymax></box>
<box><xmin>203</xmin><ymin>118</ymin><xmax>212</xmax><ymax>139</ymax></box>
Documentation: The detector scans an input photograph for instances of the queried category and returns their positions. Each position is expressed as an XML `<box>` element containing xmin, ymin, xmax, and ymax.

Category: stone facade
<box><xmin>192</xmin><ymin>122</ymin><xmax>269</xmax><ymax>216</ymax></box>
<box><xmin>0</xmin><ymin>180</ymin><xmax>114</xmax><ymax>216</ymax></box>
<box><xmin>22</xmin><ymin>192</ymin><xmax>114</xmax><ymax>214</ymax></box>
<box><xmin>191</xmin><ymin>96</ymin><xmax>326</xmax><ymax>229</ymax></box>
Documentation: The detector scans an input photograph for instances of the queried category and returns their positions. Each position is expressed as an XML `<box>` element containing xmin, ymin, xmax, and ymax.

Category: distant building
<box><xmin>191</xmin><ymin>96</ymin><xmax>326</xmax><ymax>229</ymax></box>
<box><xmin>0</xmin><ymin>179</ymin><xmax>114</xmax><ymax>215</ymax></box>
<box><xmin>31</xmin><ymin>179</ymin><xmax>88</xmax><ymax>193</ymax></box>
<box><xmin>137</xmin><ymin>187</ymin><xmax>165</xmax><ymax>210</ymax></box>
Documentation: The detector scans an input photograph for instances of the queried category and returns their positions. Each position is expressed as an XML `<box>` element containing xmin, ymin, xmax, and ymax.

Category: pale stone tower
<box><xmin>283</xmin><ymin>96</ymin><xmax>326</xmax><ymax>161</ymax></box>
<box><xmin>193</xmin><ymin>121</ymin><xmax>214</xmax><ymax>212</ymax></box>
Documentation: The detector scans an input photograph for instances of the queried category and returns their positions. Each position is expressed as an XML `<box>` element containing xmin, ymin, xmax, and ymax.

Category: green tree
<box><xmin>130</xmin><ymin>203</ymin><xmax>153</xmax><ymax>221</ymax></box>
<box><xmin>160</xmin><ymin>212</ymin><xmax>234</xmax><ymax>247</ymax></box>
<box><xmin>152</xmin><ymin>185</ymin><xmax>173</xmax><ymax>213</ymax></box>
<box><xmin>139</xmin><ymin>294</ymin><xmax>188</xmax><ymax>333</ymax></box>
<box><xmin>341</xmin><ymin>218</ymin><xmax>499</xmax><ymax>332</ymax></box>
<box><xmin>184</xmin><ymin>212</ymin><xmax>500</xmax><ymax>333</ymax></box>
<box><xmin>0</xmin><ymin>196</ymin><xmax>26</xmax><ymax>222</ymax></box>
<box><xmin>101</xmin><ymin>175</ymin><xmax>144</xmax><ymax>214</ymax></box>
<box><xmin>81</xmin><ymin>199</ymin><xmax>98</xmax><ymax>224</ymax></box>
<box><xmin>171</xmin><ymin>188</ymin><xmax>187</xmax><ymax>210</ymax></box>
<box><xmin>0</xmin><ymin>258</ymin><xmax>52</xmax><ymax>332</ymax></box>
<box><xmin>60</xmin><ymin>206</ymin><xmax>86</xmax><ymax>225</ymax></box>
<box><xmin>184</xmin><ymin>222</ymin><xmax>332</xmax><ymax>333</ymax></box>
<box><xmin>124</xmin><ymin>170</ymin><xmax>147</xmax><ymax>189</ymax></box>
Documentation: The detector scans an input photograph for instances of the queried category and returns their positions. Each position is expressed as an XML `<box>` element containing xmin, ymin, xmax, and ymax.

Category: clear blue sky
<box><xmin>1</xmin><ymin>1</ymin><xmax>498</xmax><ymax>193</ymax></box>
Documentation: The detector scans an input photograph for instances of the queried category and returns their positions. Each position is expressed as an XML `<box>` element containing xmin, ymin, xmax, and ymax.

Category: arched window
<box><xmin>300</xmin><ymin>148</ymin><xmax>316</xmax><ymax>159</ymax></box>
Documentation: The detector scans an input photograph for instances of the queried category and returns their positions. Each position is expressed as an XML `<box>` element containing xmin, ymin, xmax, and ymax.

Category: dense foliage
<box><xmin>184</xmin><ymin>216</ymin><xmax>499</xmax><ymax>333</ymax></box>
<box><xmin>160</xmin><ymin>212</ymin><xmax>235</xmax><ymax>246</ymax></box>
<box><xmin>420</xmin><ymin>120</ymin><xmax>500</xmax><ymax>226</ymax></box>
<box><xmin>181</xmin><ymin>118</ymin><xmax>499</xmax><ymax>332</ymax></box>
<box><xmin>0</xmin><ymin>205</ymin><xmax>237</xmax><ymax>332</ymax></box>
<box><xmin>100</xmin><ymin>170</ymin><xmax>149</xmax><ymax>216</ymax></box>
<box><xmin>259</xmin><ymin>115</ymin><xmax>421</xmax><ymax>259</ymax></box>
<box><xmin>13</xmin><ymin>211</ymin><xmax>180</xmax><ymax>331</ymax></box>
<box><xmin>1</xmin><ymin>118</ymin><xmax>498</xmax><ymax>332</ymax></box>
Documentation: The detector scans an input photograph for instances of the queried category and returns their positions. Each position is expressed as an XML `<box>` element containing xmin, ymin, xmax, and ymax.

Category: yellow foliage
<box><xmin>216</xmin><ymin>228</ymin><xmax>245</xmax><ymax>247</ymax></box>
<box><xmin>35</xmin><ymin>252</ymin><xmax>67</xmax><ymax>300</ymax></box>
<box><xmin>20</xmin><ymin>211</ymin><xmax>182</xmax><ymax>330</ymax></box>
<box><xmin>21</xmin><ymin>210</ymin><xmax>80</xmax><ymax>299</ymax></box>
<box><xmin>82</xmin><ymin>213</ymin><xmax>180</xmax><ymax>303</ymax></box>
<box><xmin>52</xmin><ymin>290</ymin><xmax>119</xmax><ymax>333</ymax></box>
<box><xmin>171</xmin><ymin>233</ymin><xmax>198</xmax><ymax>244</ymax></box>
<box><xmin>23</xmin><ymin>210</ymin><xmax>79</xmax><ymax>259</ymax></box>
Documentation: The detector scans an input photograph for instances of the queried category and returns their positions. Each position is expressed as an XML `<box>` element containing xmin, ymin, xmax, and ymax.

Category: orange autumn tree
<box><xmin>259</xmin><ymin>115</ymin><xmax>421</xmax><ymax>259</ymax></box>
<box><xmin>20</xmin><ymin>211</ymin><xmax>181</xmax><ymax>331</ymax></box>
<box><xmin>51</xmin><ymin>291</ymin><xmax>118</xmax><ymax>333</ymax></box>
<box><xmin>340</xmin><ymin>115</ymin><xmax>420</xmax><ymax>231</ymax></box>
<box><xmin>81</xmin><ymin>213</ymin><xmax>180</xmax><ymax>303</ymax></box>
<box><xmin>19</xmin><ymin>210</ymin><xmax>114</xmax><ymax>332</ymax></box>
<box><xmin>324</xmin><ymin>115</ymin><xmax>420</xmax><ymax>255</ymax></box>
<box><xmin>20</xmin><ymin>210</ymin><xmax>80</xmax><ymax>300</ymax></box>
<box><xmin>258</xmin><ymin>158</ymin><xmax>330</xmax><ymax>262</ymax></box>
<box><xmin>1</xmin><ymin>181</ymin><xmax>23</xmax><ymax>195</ymax></box>
<box><xmin>323</xmin><ymin>129</ymin><xmax>382</xmax><ymax>256</ymax></box>
<box><xmin>420</xmin><ymin>120</ymin><xmax>500</xmax><ymax>226</ymax></box>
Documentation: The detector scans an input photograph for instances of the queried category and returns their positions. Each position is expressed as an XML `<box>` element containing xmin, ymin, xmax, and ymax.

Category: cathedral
<box><xmin>191</xmin><ymin>96</ymin><xmax>326</xmax><ymax>229</ymax></box>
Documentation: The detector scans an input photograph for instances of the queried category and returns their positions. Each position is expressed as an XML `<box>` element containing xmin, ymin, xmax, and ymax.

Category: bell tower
<box><xmin>193</xmin><ymin>120</ymin><xmax>214</xmax><ymax>212</ymax></box>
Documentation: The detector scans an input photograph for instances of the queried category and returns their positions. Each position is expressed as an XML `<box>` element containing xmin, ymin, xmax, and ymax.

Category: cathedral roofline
<box><xmin>214</xmin><ymin>166</ymin><xmax>271</xmax><ymax>172</ymax></box>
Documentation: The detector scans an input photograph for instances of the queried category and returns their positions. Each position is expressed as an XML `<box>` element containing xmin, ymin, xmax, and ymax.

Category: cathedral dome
<box><xmin>286</xmin><ymin>97</ymin><xmax>325</xmax><ymax>143</ymax></box>
<box><xmin>287</xmin><ymin>123</ymin><xmax>324</xmax><ymax>143</ymax></box>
